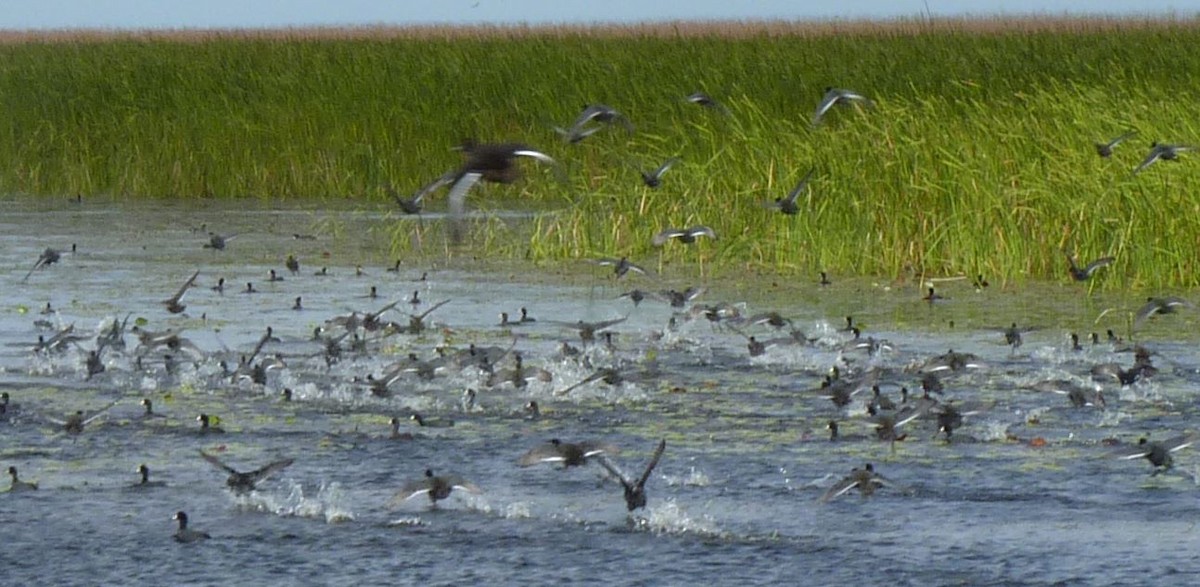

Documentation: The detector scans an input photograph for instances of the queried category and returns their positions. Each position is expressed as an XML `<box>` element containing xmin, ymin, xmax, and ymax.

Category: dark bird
<box><xmin>440</xmin><ymin>140</ymin><xmax>561</xmax><ymax>242</ymax></box>
<box><xmin>385</xmin><ymin>177</ymin><xmax>452</xmax><ymax>215</ymax></box>
<box><xmin>1135</xmin><ymin>296</ymin><xmax>1194</xmax><ymax>328</ymax></box>
<box><xmin>571</xmin><ymin>103</ymin><xmax>635</xmax><ymax>135</ymax></box>
<box><xmin>199</xmin><ymin>450</ymin><xmax>294</xmax><ymax>494</ymax></box>
<box><xmin>519</xmin><ymin>439</ymin><xmax>619</xmax><ymax>468</ymax></box>
<box><xmin>819</xmin><ymin>463</ymin><xmax>892</xmax><ymax>502</ymax></box>
<box><xmin>1095</xmin><ymin>131</ymin><xmax>1136</xmax><ymax>158</ymax></box>
<box><xmin>285</xmin><ymin>255</ymin><xmax>300</xmax><ymax>275</ymax></box>
<box><xmin>685</xmin><ymin>91</ymin><xmax>729</xmax><ymax>113</ymax></box>
<box><xmin>766</xmin><ymin>167</ymin><xmax>814</xmax><ymax>215</ymax></box>
<box><xmin>1110</xmin><ymin>434</ymin><xmax>1196</xmax><ymax>475</ymax></box>
<box><xmin>21</xmin><ymin>247</ymin><xmax>65</xmax><ymax>282</ymax></box>
<box><xmin>132</xmin><ymin>464</ymin><xmax>167</xmax><ymax>489</ymax></box>
<box><xmin>203</xmin><ymin>232</ymin><xmax>237</xmax><ymax>250</ymax></box>
<box><xmin>812</xmin><ymin>87</ymin><xmax>873</xmax><ymax>126</ymax></box>
<box><xmin>48</xmin><ymin>400</ymin><xmax>119</xmax><ymax>435</ymax></box>
<box><xmin>409</xmin><ymin>412</ymin><xmax>454</xmax><ymax>428</ymax></box>
<box><xmin>652</xmin><ymin>226</ymin><xmax>717</xmax><ymax>246</ymax></box>
<box><xmin>596</xmin><ymin>439</ymin><xmax>666</xmax><ymax>511</ymax></box>
<box><xmin>640</xmin><ymin>157</ymin><xmax>680</xmax><ymax>188</ymax></box>
<box><xmin>1064</xmin><ymin>252</ymin><xmax>1114</xmax><ymax>281</ymax></box>
<box><xmin>7</xmin><ymin>466</ymin><xmax>38</xmax><ymax>492</ymax></box>
<box><xmin>171</xmin><ymin>511</ymin><xmax>211</xmax><ymax>543</ymax></box>
<box><xmin>195</xmin><ymin>413</ymin><xmax>225</xmax><ymax>434</ymax></box>
<box><xmin>162</xmin><ymin>269</ymin><xmax>200</xmax><ymax>314</ymax></box>
<box><xmin>390</xmin><ymin>469</ymin><xmax>481</xmax><ymax>508</ymax></box>
<box><xmin>592</xmin><ymin>256</ymin><xmax>647</xmax><ymax>278</ymax></box>
<box><xmin>1133</xmin><ymin>142</ymin><xmax>1194</xmax><ymax>175</ymax></box>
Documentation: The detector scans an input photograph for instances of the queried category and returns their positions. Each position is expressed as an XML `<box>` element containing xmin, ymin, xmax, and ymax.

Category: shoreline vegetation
<box><xmin>2</xmin><ymin>16</ymin><xmax>1199</xmax><ymax>287</ymax></box>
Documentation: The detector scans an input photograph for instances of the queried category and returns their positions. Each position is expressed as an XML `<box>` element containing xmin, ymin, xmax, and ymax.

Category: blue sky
<box><xmin>2</xmin><ymin>1</ymin><xmax>1193</xmax><ymax>29</ymax></box>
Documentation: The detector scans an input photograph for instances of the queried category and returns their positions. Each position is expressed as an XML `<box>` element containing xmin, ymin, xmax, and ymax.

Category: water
<box><xmin>2</xmin><ymin>195</ymin><xmax>1199</xmax><ymax>586</ymax></box>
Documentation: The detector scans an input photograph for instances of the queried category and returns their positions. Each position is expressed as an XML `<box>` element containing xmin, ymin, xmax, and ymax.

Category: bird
<box><xmin>409</xmin><ymin>412</ymin><xmax>454</xmax><ymax>428</ymax></box>
<box><xmin>592</xmin><ymin>256</ymin><xmax>647</xmax><ymax>278</ymax></box>
<box><xmin>21</xmin><ymin>247</ymin><xmax>66</xmax><ymax>282</ymax></box>
<box><xmin>195</xmin><ymin>413</ymin><xmax>225</xmax><ymax>434</ymax></box>
<box><xmin>652</xmin><ymin>226</ymin><xmax>717</xmax><ymax>246</ymax></box>
<box><xmin>1110</xmin><ymin>434</ymin><xmax>1196</xmax><ymax>475</ymax></box>
<box><xmin>385</xmin><ymin>178</ymin><xmax>451</xmax><ymax>215</ymax></box>
<box><xmin>518</xmin><ymin>439</ymin><xmax>619</xmax><ymax>468</ymax></box>
<box><xmin>1095</xmin><ymin>131</ymin><xmax>1136</xmax><ymax>157</ymax></box>
<box><xmin>685</xmin><ymin>91</ymin><xmax>729</xmax><ymax>113</ymax></box>
<box><xmin>596</xmin><ymin>439</ymin><xmax>666</xmax><ymax>511</ymax></box>
<box><xmin>569</xmin><ymin>103</ymin><xmax>635</xmax><ymax>135</ymax></box>
<box><xmin>7</xmin><ymin>466</ymin><xmax>38</xmax><ymax>492</ymax></box>
<box><xmin>766</xmin><ymin>167</ymin><xmax>814</xmax><ymax>215</ymax></box>
<box><xmin>431</xmin><ymin>140</ymin><xmax>561</xmax><ymax>243</ymax></box>
<box><xmin>171</xmin><ymin>511</ymin><xmax>211</xmax><ymax>543</ymax></box>
<box><xmin>131</xmin><ymin>464</ymin><xmax>167</xmax><ymax>489</ymax></box>
<box><xmin>1133</xmin><ymin>142</ymin><xmax>1194</xmax><ymax>175</ymax></box>
<box><xmin>812</xmin><ymin>87</ymin><xmax>873</xmax><ymax>126</ymax></box>
<box><xmin>161</xmin><ymin>269</ymin><xmax>200</xmax><ymax>314</ymax></box>
<box><xmin>390</xmin><ymin>469</ymin><xmax>482</xmax><ymax>508</ymax></box>
<box><xmin>285</xmin><ymin>255</ymin><xmax>300</xmax><ymax>275</ymax></box>
<box><xmin>139</xmin><ymin>398</ymin><xmax>165</xmax><ymax>419</ymax></box>
<box><xmin>388</xmin><ymin>417</ymin><xmax>414</xmax><ymax>441</ymax></box>
<box><xmin>1134</xmin><ymin>296</ymin><xmax>1194</xmax><ymax>328</ymax></box>
<box><xmin>47</xmin><ymin>400</ymin><xmax>119</xmax><ymax>435</ymax></box>
<box><xmin>640</xmin><ymin>157</ymin><xmax>680</xmax><ymax>188</ymax></box>
<box><xmin>1064</xmin><ymin>252</ymin><xmax>1114</xmax><ymax>281</ymax></box>
<box><xmin>819</xmin><ymin>463</ymin><xmax>892</xmax><ymax>502</ymax></box>
<box><xmin>199</xmin><ymin>450</ymin><xmax>294</xmax><ymax>494</ymax></box>
<box><xmin>203</xmin><ymin>232</ymin><xmax>237</xmax><ymax>250</ymax></box>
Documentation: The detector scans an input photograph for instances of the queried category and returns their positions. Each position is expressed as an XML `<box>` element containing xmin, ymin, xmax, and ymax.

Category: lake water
<box><xmin>2</xmin><ymin>196</ymin><xmax>1198</xmax><ymax>586</ymax></box>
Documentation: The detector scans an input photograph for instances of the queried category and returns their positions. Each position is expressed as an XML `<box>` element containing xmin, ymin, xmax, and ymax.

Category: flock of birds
<box><xmin>6</xmin><ymin>86</ymin><xmax>1199</xmax><ymax>548</ymax></box>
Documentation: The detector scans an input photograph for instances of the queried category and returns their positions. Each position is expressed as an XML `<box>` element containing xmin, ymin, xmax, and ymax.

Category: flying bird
<box><xmin>766</xmin><ymin>167</ymin><xmax>815</xmax><ymax>215</ymax></box>
<box><xmin>162</xmin><ymin>269</ymin><xmax>200</xmax><ymax>314</ymax></box>
<box><xmin>652</xmin><ymin>226</ymin><xmax>717</xmax><ymax>246</ymax></box>
<box><xmin>812</xmin><ymin>87</ymin><xmax>873</xmax><ymax>126</ymax></box>
<box><xmin>596</xmin><ymin>439</ymin><xmax>666</xmax><ymax>511</ymax></box>
<box><xmin>1133</xmin><ymin>142</ymin><xmax>1194</xmax><ymax>175</ymax></box>
<box><xmin>199</xmin><ymin>450</ymin><xmax>294</xmax><ymax>494</ymax></box>
<box><xmin>1095</xmin><ymin>131</ymin><xmax>1136</xmax><ymax>158</ymax></box>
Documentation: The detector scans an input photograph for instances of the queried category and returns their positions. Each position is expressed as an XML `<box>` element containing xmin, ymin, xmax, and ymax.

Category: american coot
<box><xmin>1064</xmin><ymin>252</ymin><xmax>1114</xmax><ymax>281</ymax></box>
<box><xmin>391</xmin><ymin>469</ymin><xmax>481</xmax><ymax>508</ymax></box>
<box><xmin>199</xmin><ymin>451</ymin><xmax>294</xmax><ymax>494</ymax></box>
<box><xmin>161</xmin><ymin>269</ymin><xmax>200</xmax><ymax>314</ymax></box>
<box><xmin>1095</xmin><ymin>131</ymin><xmax>1136</xmax><ymax>158</ymax></box>
<box><xmin>812</xmin><ymin>87</ymin><xmax>873</xmax><ymax>126</ymax></box>
<box><xmin>172</xmin><ymin>511</ymin><xmax>211</xmax><ymax>543</ymax></box>
<box><xmin>652</xmin><ymin>226</ymin><xmax>717</xmax><ymax>246</ymax></box>
<box><xmin>597</xmin><ymin>439</ymin><xmax>666</xmax><ymax>511</ymax></box>
<box><xmin>1111</xmin><ymin>434</ymin><xmax>1196</xmax><ymax>475</ymax></box>
<box><xmin>640</xmin><ymin>157</ymin><xmax>680</xmax><ymax>188</ymax></box>
<box><xmin>132</xmin><ymin>464</ymin><xmax>167</xmax><ymax>489</ymax></box>
<box><xmin>519</xmin><ymin>439</ymin><xmax>619</xmax><ymax>468</ymax></box>
<box><xmin>1133</xmin><ymin>142</ymin><xmax>1194</xmax><ymax>175</ymax></box>
<box><xmin>7</xmin><ymin>466</ymin><xmax>38</xmax><ymax>492</ymax></box>
<box><xmin>819</xmin><ymin>463</ymin><xmax>892</xmax><ymax>502</ymax></box>
<box><xmin>766</xmin><ymin>167</ymin><xmax>814</xmax><ymax>216</ymax></box>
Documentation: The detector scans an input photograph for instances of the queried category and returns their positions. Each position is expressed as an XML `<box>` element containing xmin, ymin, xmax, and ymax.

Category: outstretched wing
<box><xmin>199</xmin><ymin>450</ymin><xmax>239</xmax><ymax>475</ymax></box>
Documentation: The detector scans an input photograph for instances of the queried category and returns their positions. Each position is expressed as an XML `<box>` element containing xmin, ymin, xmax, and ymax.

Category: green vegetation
<box><xmin>1</xmin><ymin>19</ymin><xmax>1199</xmax><ymax>286</ymax></box>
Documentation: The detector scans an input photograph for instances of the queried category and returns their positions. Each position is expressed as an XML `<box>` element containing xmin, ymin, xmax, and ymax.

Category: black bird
<box><xmin>285</xmin><ymin>255</ymin><xmax>300</xmax><ymax>275</ymax></box>
<box><xmin>596</xmin><ymin>439</ymin><xmax>666</xmax><ymax>511</ymax></box>
<box><xmin>685</xmin><ymin>91</ymin><xmax>729</xmax><ymax>113</ymax></box>
<box><xmin>593</xmin><ymin>256</ymin><xmax>647</xmax><ymax>278</ymax></box>
<box><xmin>409</xmin><ymin>412</ymin><xmax>454</xmax><ymax>428</ymax></box>
<box><xmin>819</xmin><ymin>272</ymin><xmax>832</xmax><ymax>286</ymax></box>
<box><xmin>1135</xmin><ymin>296</ymin><xmax>1194</xmax><ymax>328</ymax></box>
<box><xmin>386</xmin><ymin>177</ymin><xmax>451</xmax><ymax>215</ymax></box>
<box><xmin>203</xmin><ymin>232</ymin><xmax>237</xmax><ymax>250</ymax></box>
<box><xmin>819</xmin><ymin>463</ymin><xmax>891</xmax><ymax>502</ymax></box>
<box><xmin>196</xmin><ymin>413</ymin><xmax>225</xmax><ymax>434</ymax></box>
<box><xmin>21</xmin><ymin>247</ymin><xmax>65</xmax><ymax>282</ymax></box>
<box><xmin>640</xmin><ymin>157</ymin><xmax>680</xmax><ymax>188</ymax></box>
<box><xmin>1065</xmin><ymin>252</ymin><xmax>1114</xmax><ymax>281</ymax></box>
<box><xmin>1110</xmin><ymin>435</ymin><xmax>1196</xmax><ymax>475</ymax></box>
<box><xmin>199</xmin><ymin>450</ymin><xmax>294</xmax><ymax>494</ymax></box>
<box><xmin>766</xmin><ymin>167</ymin><xmax>814</xmax><ymax>215</ymax></box>
<box><xmin>1133</xmin><ymin>142</ymin><xmax>1194</xmax><ymax>175</ymax></box>
<box><xmin>812</xmin><ymin>87</ymin><xmax>873</xmax><ymax>126</ymax></box>
<box><xmin>132</xmin><ymin>464</ymin><xmax>167</xmax><ymax>489</ymax></box>
<box><xmin>162</xmin><ymin>269</ymin><xmax>200</xmax><ymax>314</ymax></box>
<box><xmin>519</xmin><ymin>439</ymin><xmax>619</xmax><ymax>468</ymax></box>
<box><xmin>441</xmin><ymin>140</ymin><xmax>561</xmax><ymax>242</ymax></box>
<box><xmin>172</xmin><ymin>511</ymin><xmax>210</xmax><ymax>543</ymax></box>
<box><xmin>1095</xmin><ymin>131</ymin><xmax>1136</xmax><ymax>158</ymax></box>
<box><xmin>7</xmin><ymin>466</ymin><xmax>38</xmax><ymax>492</ymax></box>
<box><xmin>390</xmin><ymin>469</ymin><xmax>481</xmax><ymax>508</ymax></box>
<box><xmin>652</xmin><ymin>226</ymin><xmax>717</xmax><ymax>246</ymax></box>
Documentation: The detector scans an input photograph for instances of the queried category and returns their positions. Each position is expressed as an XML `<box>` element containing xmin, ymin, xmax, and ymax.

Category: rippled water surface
<box><xmin>2</xmin><ymin>196</ymin><xmax>1199</xmax><ymax>586</ymax></box>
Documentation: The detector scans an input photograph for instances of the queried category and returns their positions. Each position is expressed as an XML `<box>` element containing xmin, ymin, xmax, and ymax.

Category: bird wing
<box><xmin>635</xmin><ymin>439</ymin><xmax>666</xmax><ymax>488</ymax></box>
<box><xmin>579</xmin><ymin>441</ymin><xmax>619</xmax><ymax>458</ymax></box>
<box><xmin>596</xmin><ymin>456</ymin><xmax>633</xmax><ymax>490</ymax></box>
<box><xmin>690</xmin><ymin>226</ymin><xmax>717</xmax><ymax>240</ymax></box>
<box><xmin>443</xmin><ymin>475</ymin><xmax>483</xmax><ymax>494</ymax></box>
<box><xmin>166</xmin><ymin>269</ymin><xmax>201</xmax><ymax>304</ymax></box>
<box><xmin>1134</xmin><ymin>299</ymin><xmax>1166</xmax><ymax>326</ymax></box>
<box><xmin>199</xmin><ymin>451</ymin><xmax>240</xmax><ymax>475</ymax></box>
<box><xmin>1163</xmin><ymin>433</ymin><xmax>1197</xmax><ymax>453</ymax></box>
<box><xmin>818</xmin><ymin>476</ymin><xmax>860</xmax><ymax>502</ymax></box>
<box><xmin>392</xmin><ymin>479</ymin><xmax>434</xmax><ymax>504</ymax></box>
<box><xmin>80</xmin><ymin>399</ymin><xmax>121</xmax><ymax>426</ymax></box>
<box><xmin>784</xmin><ymin>167</ymin><xmax>815</xmax><ymax>205</ymax></box>
<box><xmin>651</xmin><ymin>157</ymin><xmax>680</xmax><ymax>179</ymax></box>
<box><xmin>652</xmin><ymin>228</ymin><xmax>684</xmax><ymax>246</ymax></box>
<box><xmin>248</xmin><ymin>458</ymin><xmax>295</xmax><ymax>483</ymax></box>
<box><xmin>812</xmin><ymin>90</ymin><xmax>841</xmax><ymax>125</ymax></box>
<box><xmin>518</xmin><ymin>444</ymin><xmax>565</xmax><ymax>466</ymax></box>
<box><xmin>410</xmin><ymin>172</ymin><xmax>458</xmax><ymax>205</ymax></box>
<box><xmin>447</xmin><ymin>171</ymin><xmax>483</xmax><ymax>222</ymax></box>
<box><xmin>1133</xmin><ymin>149</ymin><xmax>1162</xmax><ymax>175</ymax></box>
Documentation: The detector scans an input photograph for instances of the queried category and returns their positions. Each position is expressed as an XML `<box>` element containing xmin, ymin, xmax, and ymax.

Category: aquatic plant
<box><xmin>1</xmin><ymin>17</ymin><xmax>1199</xmax><ymax>286</ymax></box>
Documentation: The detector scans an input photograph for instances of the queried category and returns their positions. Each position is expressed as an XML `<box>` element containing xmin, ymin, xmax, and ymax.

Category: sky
<box><xmin>0</xmin><ymin>1</ymin><xmax>1193</xmax><ymax>29</ymax></box>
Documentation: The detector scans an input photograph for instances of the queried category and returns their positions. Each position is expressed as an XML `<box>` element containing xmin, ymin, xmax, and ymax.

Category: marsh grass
<box><xmin>2</xmin><ymin>17</ymin><xmax>1200</xmax><ymax>286</ymax></box>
